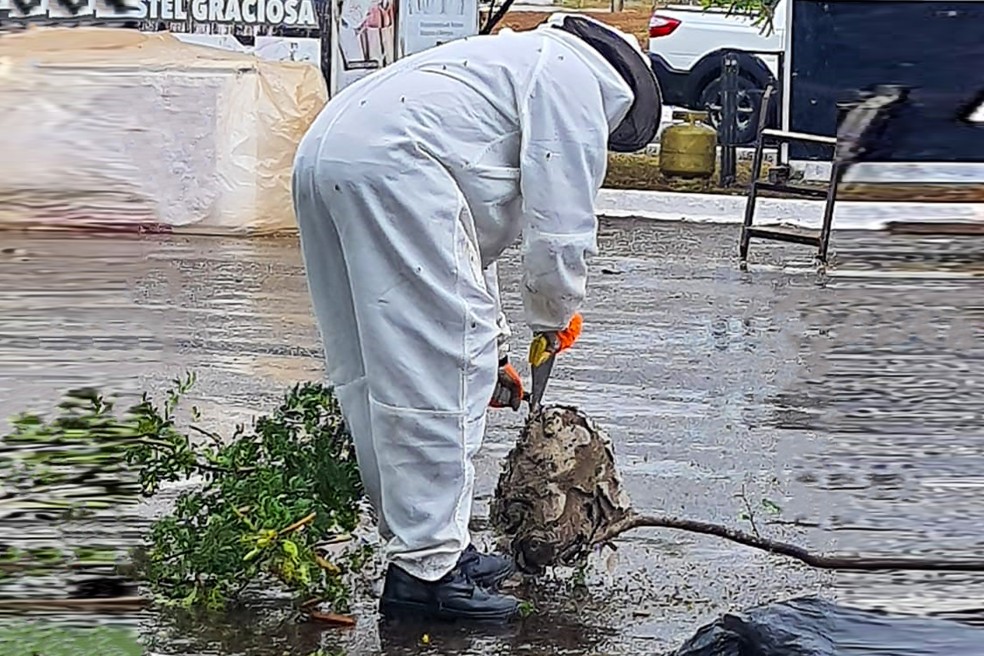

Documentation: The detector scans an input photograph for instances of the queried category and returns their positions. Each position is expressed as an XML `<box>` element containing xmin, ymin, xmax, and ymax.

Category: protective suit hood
<box><xmin>539</xmin><ymin>12</ymin><xmax>662</xmax><ymax>152</ymax></box>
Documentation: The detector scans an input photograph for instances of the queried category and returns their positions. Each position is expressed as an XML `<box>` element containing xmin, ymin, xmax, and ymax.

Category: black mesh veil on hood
<box><xmin>549</xmin><ymin>14</ymin><xmax>663</xmax><ymax>153</ymax></box>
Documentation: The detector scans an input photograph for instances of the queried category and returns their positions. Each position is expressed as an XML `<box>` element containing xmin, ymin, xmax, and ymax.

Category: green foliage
<box><xmin>571</xmin><ymin>561</ymin><xmax>590</xmax><ymax>589</ymax></box>
<box><xmin>130</xmin><ymin>376</ymin><xmax>368</xmax><ymax>611</ymax></box>
<box><xmin>700</xmin><ymin>0</ymin><xmax>781</xmax><ymax>34</ymax></box>
<box><xmin>0</xmin><ymin>623</ymin><xmax>142</xmax><ymax>656</ymax></box>
<box><xmin>735</xmin><ymin>484</ymin><xmax>784</xmax><ymax>537</ymax></box>
<box><xmin>760</xmin><ymin>498</ymin><xmax>783</xmax><ymax>515</ymax></box>
<box><xmin>0</xmin><ymin>387</ymin><xmax>145</xmax><ymax>516</ymax></box>
<box><xmin>0</xmin><ymin>545</ymin><xmax>118</xmax><ymax>580</ymax></box>
<box><xmin>1</xmin><ymin>375</ymin><xmax>370</xmax><ymax>613</ymax></box>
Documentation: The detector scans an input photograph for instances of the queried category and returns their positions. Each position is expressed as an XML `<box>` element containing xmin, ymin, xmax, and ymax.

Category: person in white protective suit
<box><xmin>291</xmin><ymin>12</ymin><xmax>661</xmax><ymax>621</ymax></box>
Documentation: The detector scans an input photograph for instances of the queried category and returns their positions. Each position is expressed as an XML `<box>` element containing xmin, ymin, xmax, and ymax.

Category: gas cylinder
<box><xmin>658</xmin><ymin>110</ymin><xmax>717</xmax><ymax>179</ymax></box>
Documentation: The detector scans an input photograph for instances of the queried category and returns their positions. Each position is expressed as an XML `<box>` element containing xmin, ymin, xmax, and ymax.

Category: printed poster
<box><xmin>329</xmin><ymin>0</ymin><xmax>395</xmax><ymax>94</ymax></box>
<box><xmin>398</xmin><ymin>0</ymin><xmax>478</xmax><ymax>57</ymax></box>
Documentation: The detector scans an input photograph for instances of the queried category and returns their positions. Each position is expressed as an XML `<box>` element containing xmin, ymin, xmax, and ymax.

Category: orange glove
<box><xmin>555</xmin><ymin>312</ymin><xmax>583</xmax><ymax>352</ymax></box>
<box><xmin>490</xmin><ymin>358</ymin><xmax>524</xmax><ymax>411</ymax></box>
<box><xmin>529</xmin><ymin>313</ymin><xmax>583</xmax><ymax>367</ymax></box>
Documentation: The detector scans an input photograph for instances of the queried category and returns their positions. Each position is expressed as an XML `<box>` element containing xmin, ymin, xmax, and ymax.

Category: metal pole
<box><xmin>719</xmin><ymin>52</ymin><xmax>739</xmax><ymax>187</ymax></box>
<box><xmin>314</xmin><ymin>0</ymin><xmax>331</xmax><ymax>87</ymax></box>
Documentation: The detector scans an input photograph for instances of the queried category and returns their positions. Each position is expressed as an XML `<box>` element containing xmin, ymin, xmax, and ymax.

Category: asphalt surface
<box><xmin>1</xmin><ymin>220</ymin><xmax>983</xmax><ymax>654</ymax></box>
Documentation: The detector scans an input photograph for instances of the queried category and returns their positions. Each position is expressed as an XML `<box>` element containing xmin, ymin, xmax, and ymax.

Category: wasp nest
<box><xmin>490</xmin><ymin>405</ymin><xmax>633</xmax><ymax>574</ymax></box>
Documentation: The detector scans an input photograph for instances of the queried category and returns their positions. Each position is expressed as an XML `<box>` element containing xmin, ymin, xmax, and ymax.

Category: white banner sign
<box><xmin>136</xmin><ymin>0</ymin><xmax>318</xmax><ymax>26</ymax></box>
<box><xmin>0</xmin><ymin>0</ymin><xmax>318</xmax><ymax>25</ymax></box>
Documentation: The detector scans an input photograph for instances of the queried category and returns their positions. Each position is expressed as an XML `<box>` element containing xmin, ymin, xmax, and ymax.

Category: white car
<box><xmin>648</xmin><ymin>1</ymin><xmax>786</xmax><ymax>144</ymax></box>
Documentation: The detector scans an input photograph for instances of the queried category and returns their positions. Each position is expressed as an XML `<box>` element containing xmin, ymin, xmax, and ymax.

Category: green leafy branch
<box><xmin>1</xmin><ymin>375</ymin><xmax>371</xmax><ymax>613</ymax></box>
<box><xmin>700</xmin><ymin>0</ymin><xmax>782</xmax><ymax>35</ymax></box>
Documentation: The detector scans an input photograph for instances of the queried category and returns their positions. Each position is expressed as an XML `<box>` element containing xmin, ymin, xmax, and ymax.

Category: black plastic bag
<box><xmin>673</xmin><ymin>597</ymin><xmax>984</xmax><ymax>656</ymax></box>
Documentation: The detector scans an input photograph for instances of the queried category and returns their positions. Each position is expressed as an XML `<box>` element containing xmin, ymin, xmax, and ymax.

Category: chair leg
<box><xmin>817</xmin><ymin>161</ymin><xmax>842</xmax><ymax>264</ymax></box>
<box><xmin>739</xmin><ymin>142</ymin><xmax>764</xmax><ymax>265</ymax></box>
<box><xmin>739</xmin><ymin>85</ymin><xmax>774</xmax><ymax>266</ymax></box>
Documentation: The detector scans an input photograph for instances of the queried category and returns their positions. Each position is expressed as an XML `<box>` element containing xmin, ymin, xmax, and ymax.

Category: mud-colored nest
<box><xmin>490</xmin><ymin>405</ymin><xmax>633</xmax><ymax>574</ymax></box>
<box><xmin>490</xmin><ymin>407</ymin><xmax>984</xmax><ymax>578</ymax></box>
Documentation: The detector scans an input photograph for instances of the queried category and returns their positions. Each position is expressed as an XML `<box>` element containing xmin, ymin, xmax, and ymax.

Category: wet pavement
<box><xmin>1</xmin><ymin>219</ymin><xmax>983</xmax><ymax>654</ymax></box>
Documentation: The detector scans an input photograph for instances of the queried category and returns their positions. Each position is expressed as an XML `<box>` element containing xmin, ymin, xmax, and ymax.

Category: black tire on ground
<box><xmin>696</xmin><ymin>74</ymin><xmax>774</xmax><ymax>146</ymax></box>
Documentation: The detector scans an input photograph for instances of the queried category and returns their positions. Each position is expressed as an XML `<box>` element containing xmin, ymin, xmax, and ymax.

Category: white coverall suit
<box><xmin>292</xmin><ymin>15</ymin><xmax>649</xmax><ymax>582</ymax></box>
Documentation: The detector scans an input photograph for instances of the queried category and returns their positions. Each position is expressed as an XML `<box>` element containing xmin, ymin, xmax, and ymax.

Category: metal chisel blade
<box><xmin>528</xmin><ymin>353</ymin><xmax>556</xmax><ymax>412</ymax></box>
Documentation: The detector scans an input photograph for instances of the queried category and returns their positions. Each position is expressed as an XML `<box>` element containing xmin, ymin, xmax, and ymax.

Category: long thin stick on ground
<box><xmin>596</xmin><ymin>513</ymin><xmax>984</xmax><ymax>572</ymax></box>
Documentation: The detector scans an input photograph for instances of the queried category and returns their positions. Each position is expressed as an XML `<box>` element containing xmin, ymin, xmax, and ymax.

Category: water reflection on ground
<box><xmin>1</xmin><ymin>221</ymin><xmax>982</xmax><ymax>654</ymax></box>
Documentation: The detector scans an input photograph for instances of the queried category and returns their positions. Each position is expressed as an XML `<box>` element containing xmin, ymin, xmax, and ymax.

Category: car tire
<box><xmin>695</xmin><ymin>74</ymin><xmax>774</xmax><ymax>146</ymax></box>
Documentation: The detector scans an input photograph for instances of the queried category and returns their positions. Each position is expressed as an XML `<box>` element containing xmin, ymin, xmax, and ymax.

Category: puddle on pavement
<box><xmin>1</xmin><ymin>222</ymin><xmax>983</xmax><ymax>654</ymax></box>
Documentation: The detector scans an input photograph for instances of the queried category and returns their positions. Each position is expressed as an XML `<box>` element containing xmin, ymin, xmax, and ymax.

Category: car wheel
<box><xmin>697</xmin><ymin>74</ymin><xmax>768</xmax><ymax>146</ymax></box>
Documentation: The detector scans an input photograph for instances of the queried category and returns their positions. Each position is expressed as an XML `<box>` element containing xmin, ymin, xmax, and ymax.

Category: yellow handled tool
<box><xmin>525</xmin><ymin>333</ymin><xmax>558</xmax><ymax>412</ymax></box>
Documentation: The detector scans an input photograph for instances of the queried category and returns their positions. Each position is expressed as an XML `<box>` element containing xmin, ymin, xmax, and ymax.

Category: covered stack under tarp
<box><xmin>0</xmin><ymin>27</ymin><xmax>327</xmax><ymax>235</ymax></box>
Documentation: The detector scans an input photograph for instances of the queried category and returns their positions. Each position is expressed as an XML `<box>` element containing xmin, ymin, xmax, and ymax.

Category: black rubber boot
<box><xmin>379</xmin><ymin>563</ymin><xmax>520</xmax><ymax>622</ymax></box>
<box><xmin>458</xmin><ymin>544</ymin><xmax>516</xmax><ymax>590</ymax></box>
